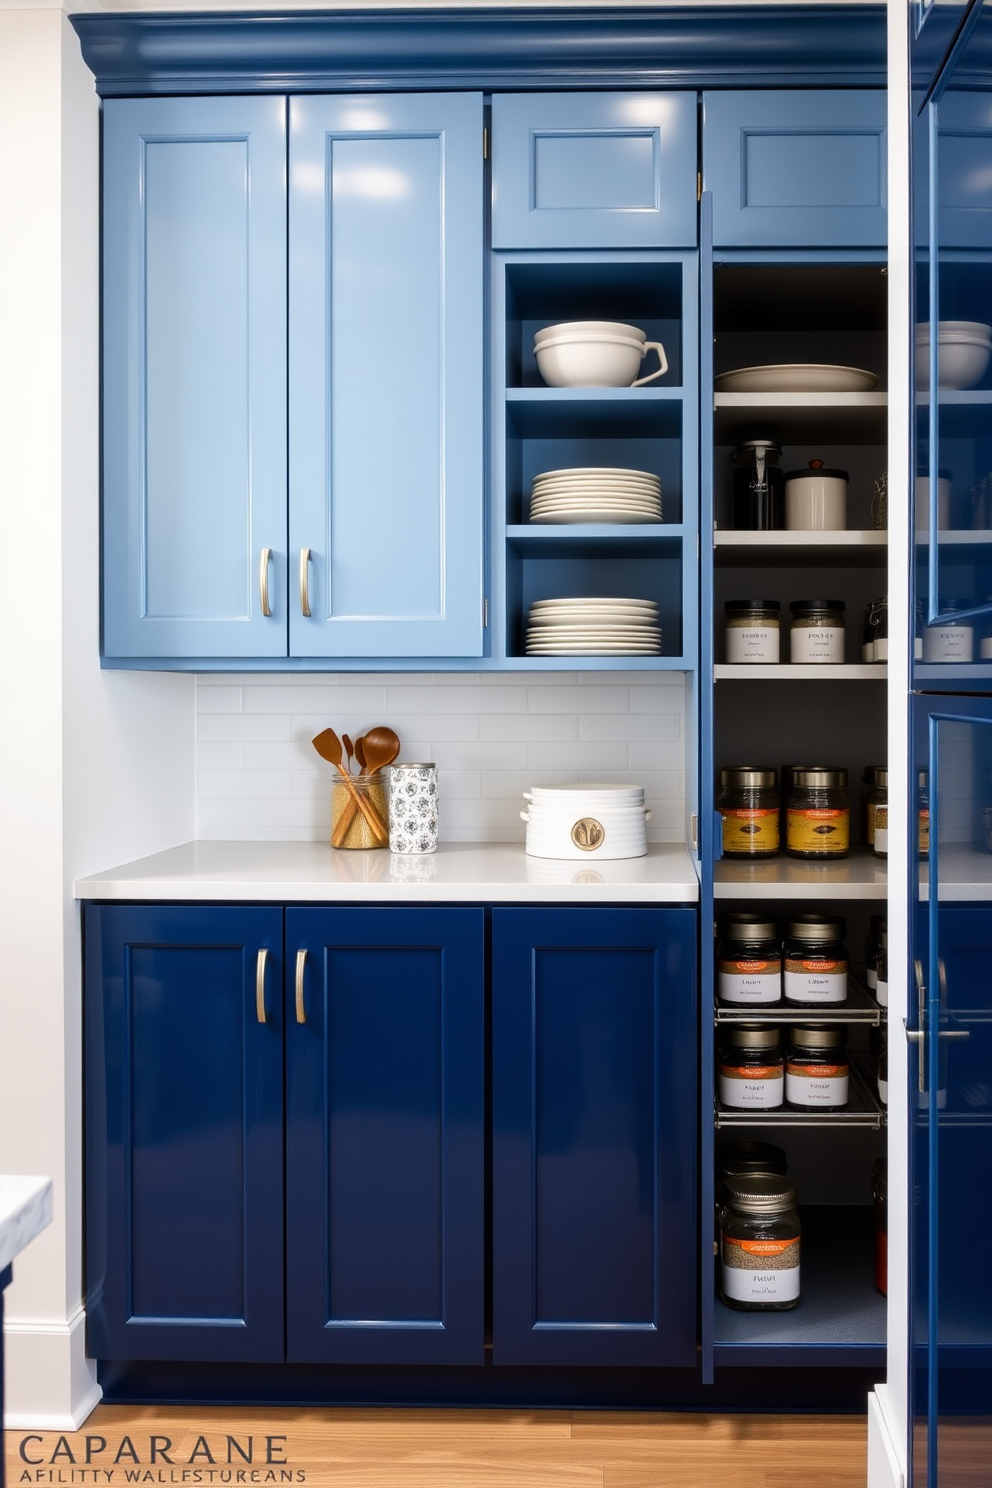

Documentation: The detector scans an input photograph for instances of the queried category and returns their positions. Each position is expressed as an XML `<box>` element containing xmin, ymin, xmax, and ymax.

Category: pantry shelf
<box><xmin>714</xmin><ymin>846</ymin><xmax>887</xmax><ymax>900</ymax></box>
<box><xmin>713</xmin><ymin>1205</ymin><xmax>886</xmax><ymax>1366</ymax></box>
<box><xmin>714</xmin><ymin>663</ymin><xmax>885</xmax><ymax>681</ymax></box>
<box><xmin>715</xmin><ymin>1055</ymin><xmax>883</xmax><ymax>1129</ymax></box>
<box><xmin>506</xmin><ymin>524</ymin><xmax>681</xmax><ymax>557</ymax></box>
<box><xmin>714</xmin><ymin>530</ymin><xmax>887</xmax><ymax>569</ymax></box>
<box><xmin>714</xmin><ymin>974</ymin><xmax>881</xmax><ymax>1026</ymax></box>
<box><xmin>713</xmin><ymin>391</ymin><xmax>887</xmax><ymax>444</ymax></box>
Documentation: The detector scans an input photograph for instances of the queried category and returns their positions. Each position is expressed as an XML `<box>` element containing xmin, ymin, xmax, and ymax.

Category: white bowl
<box><xmin>915</xmin><ymin>320</ymin><xmax>992</xmax><ymax>340</ymax></box>
<box><xmin>535</xmin><ymin>337</ymin><xmax>644</xmax><ymax>388</ymax></box>
<box><xmin>534</xmin><ymin>320</ymin><xmax>646</xmax><ymax>345</ymax></box>
<box><xmin>915</xmin><ymin>337</ymin><xmax>991</xmax><ymax>390</ymax></box>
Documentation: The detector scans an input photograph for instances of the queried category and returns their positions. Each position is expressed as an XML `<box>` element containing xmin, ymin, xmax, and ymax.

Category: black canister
<box><xmin>731</xmin><ymin>440</ymin><xmax>784</xmax><ymax>530</ymax></box>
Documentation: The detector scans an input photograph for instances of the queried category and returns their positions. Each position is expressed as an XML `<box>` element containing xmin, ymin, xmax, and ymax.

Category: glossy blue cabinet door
<box><xmin>103</xmin><ymin>98</ymin><xmax>288</xmax><ymax>659</ymax></box>
<box><xmin>492</xmin><ymin>906</ymin><xmax>697</xmax><ymax>1366</ymax></box>
<box><xmin>491</xmin><ymin>93</ymin><xmax>697</xmax><ymax>248</ymax></box>
<box><xmin>285</xmin><ymin>907</ymin><xmax>485</xmax><ymax>1362</ymax></box>
<box><xmin>289</xmin><ymin>95</ymin><xmax>484</xmax><ymax>657</ymax></box>
<box><xmin>84</xmin><ymin>904</ymin><xmax>284</xmax><ymax>1361</ymax></box>
<box><xmin>703</xmin><ymin>91</ymin><xmax>887</xmax><ymax>247</ymax></box>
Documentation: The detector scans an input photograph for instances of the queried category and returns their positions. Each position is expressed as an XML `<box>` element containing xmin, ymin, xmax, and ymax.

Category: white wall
<box><xmin>0</xmin><ymin>3</ymin><xmax>195</xmax><ymax>1428</ymax></box>
<box><xmin>196</xmin><ymin>672</ymin><xmax>686</xmax><ymax>841</ymax></box>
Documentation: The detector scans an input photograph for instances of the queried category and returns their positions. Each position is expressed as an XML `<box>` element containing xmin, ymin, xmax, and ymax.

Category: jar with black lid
<box><xmin>864</xmin><ymin>766</ymin><xmax>888</xmax><ymax>855</ymax></box>
<box><xmin>719</xmin><ymin>1174</ymin><xmax>800</xmax><ymax>1311</ymax></box>
<box><xmin>783</xmin><ymin>915</ymin><xmax>848</xmax><ymax>1004</ymax></box>
<box><xmin>789</xmin><ymin>600</ymin><xmax>846</xmax><ymax>664</ymax></box>
<box><xmin>724</xmin><ymin>600</ymin><xmax>781</xmax><ymax>664</ymax></box>
<box><xmin>717</xmin><ymin>767</ymin><xmax>780</xmax><ymax>858</ymax></box>
<box><xmin>716</xmin><ymin>914</ymin><xmax>782</xmax><ymax>1005</ymax></box>
<box><xmin>786</xmin><ymin>767</ymin><xmax>850</xmax><ymax>859</ymax></box>
<box><xmin>717</xmin><ymin>1026</ymin><xmax>784</xmax><ymax>1110</ymax></box>
<box><xmin>865</xmin><ymin>913</ymin><xmax>885</xmax><ymax>991</ymax></box>
<box><xmin>731</xmin><ymin>440</ymin><xmax>783</xmax><ymax>530</ymax></box>
<box><xmin>786</xmin><ymin>1027</ymin><xmax>850</xmax><ymax>1110</ymax></box>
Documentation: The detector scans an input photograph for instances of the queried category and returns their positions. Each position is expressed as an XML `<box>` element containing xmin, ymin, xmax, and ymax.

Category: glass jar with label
<box><xmin>786</xmin><ymin>1027</ymin><xmax>850</xmax><ymax>1110</ymax></box>
<box><xmin>875</xmin><ymin>925</ymin><xmax>888</xmax><ymax>1007</ymax></box>
<box><xmin>786</xmin><ymin>767</ymin><xmax>850</xmax><ymax>859</ymax></box>
<box><xmin>716</xmin><ymin>914</ymin><xmax>782</xmax><ymax>1005</ymax></box>
<box><xmin>865</xmin><ymin>913</ymin><xmax>885</xmax><ymax>991</ymax></box>
<box><xmin>783</xmin><ymin>914</ymin><xmax>848</xmax><ymax>1004</ymax></box>
<box><xmin>918</xmin><ymin>769</ymin><xmax>930</xmax><ymax>857</ymax></box>
<box><xmin>719</xmin><ymin>1174</ymin><xmax>800</xmax><ymax>1312</ymax></box>
<box><xmin>789</xmin><ymin>600</ymin><xmax>846</xmax><ymax>663</ymax></box>
<box><xmin>923</xmin><ymin>601</ymin><xmax>975</xmax><ymax>663</ymax></box>
<box><xmin>864</xmin><ymin>766</ymin><xmax>888</xmax><ymax>856</ymax></box>
<box><xmin>724</xmin><ymin>600</ymin><xmax>781</xmax><ymax>664</ymax></box>
<box><xmin>717</xmin><ymin>767</ymin><xmax>780</xmax><ymax>858</ymax></box>
<box><xmin>861</xmin><ymin>600</ymin><xmax>880</xmax><ymax>662</ymax></box>
<box><xmin>717</xmin><ymin>1026</ymin><xmax>784</xmax><ymax>1110</ymax></box>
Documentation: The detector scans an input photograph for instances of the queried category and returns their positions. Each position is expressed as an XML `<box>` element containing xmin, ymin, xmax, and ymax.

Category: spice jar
<box><xmin>716</xmin><ymin>914</ymin><xmax>782</xmax><ymax>1005</ymax></box>
<box><xmin>918</xmin><ymin>769</ymin><xmax>930</xmax><ymax>857</ymax></box>
<box><xmin>719</xmin><ymin>1174</ymin><xmax>800</xmax><ymax>1311</ymax></box>
<box><xmin>786</xmin><ymin>1027</ymin><xmax>850</xmax><ymax>1110</ymax></box>
<box><xmin>731</xmin><ymin>440</ymin><xmax>784</xmax><ymax>530</ymax></box>
<box><xmin>784</xmin><ymin>459</ymin><xmax>848</xmax><ymax>530</ymax></box>
<box><xmin>789</xmin><ymin>600</ymin><xmax>846</xmax><ymax>663</ymax></box>
<box><xmin>864</xmin><ymin>766</ymin><xmax>888</xmax><ymax>856</ymax></box>
<box><xmin>724</xmin><ymin>600</ymin><xmax>781</xmax><ymax>664</ymax></box>
<box><xmin>875</xmin><ymin>924</ymin><xmax>888</xmax><ymax>1007</ymax></box>
<box><xmin>717</xmin><ymin>767</ymin><xmax>780</xmax><ymax>858</ymax></box>
<box><xmin>783</xmin><ymin>914</ymin><xmax>848</xmax><ymax>1004</ymax></box>
<box><xmin>923</xmin><ymin>601</ymin><xmax>975</xmax><ymax>662</ymax></box>
<box><xmin>786</xmin><ymin>767</ymin><xmax>850</xmax><ymax>859</ymax></box>
<box><xmin>718</xmin><ymin>1026</ymin><xmax>784</xmax><ymax>1110</ymax></box>
<box><xmin>865</xmin><ymin>913</ymin><xmax>885</xmax><ymax>991</ymax></box>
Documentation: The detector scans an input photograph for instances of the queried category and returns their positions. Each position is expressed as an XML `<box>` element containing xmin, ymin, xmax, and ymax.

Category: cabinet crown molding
<box><xmin>71</xmin><ymin>6</ymin><xmax>886</xmax><ymax>97</ymax></box>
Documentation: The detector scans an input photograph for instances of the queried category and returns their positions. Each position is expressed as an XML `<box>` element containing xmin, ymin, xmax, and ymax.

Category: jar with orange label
<box><xmin>783</xmin><ymin>914</ymin><xmax>848</xmax><ymax>1004</ymax></box>
<box><xmin>716</xmin><ymin>914</ymin><xmax>782</xmax><ymax>1005</ymax></box>
<box><xmin>719</xmin><ymin>1174</ymin><xmax>800</xmax><ymax>1311</ymax></box>
<box><xmin>785</xmin><ymin>1026</ymin><xmax>850</xmax><ymax>1110</ymax></box>
<box><xmin>717</xmin><ymin>767</ymin><xmax>780</xmax><ymax>858</ymax></box>
<box><xmin>717</xmin><ymin>1026</ymin><xmax>784</xmax><ymax>1110</ymax></box>
<box><xmin>786</xmin><ymin>766</ymin><xmax>849</xmax><ymax>859</ymax></box>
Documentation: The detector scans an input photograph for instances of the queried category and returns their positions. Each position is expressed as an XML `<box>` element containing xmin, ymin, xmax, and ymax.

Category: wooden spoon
<box><xmin>313</xmin><ymin>729</ymin><xmax>388</xmax><ymax>840</ymax></box>
<box><xmin>342</xmin><ymin>733</ymin><xmax>356</xmax><ymax>775</ymax></box>
<box><xmin>354</xmin><ymin>735</ymin><xmax>368</xmax><ymax>774</ymax></box>
<box><xmin>331</xmin><ymin>726</ymin><xmax>400</xmax><ymax>844</ymax></box>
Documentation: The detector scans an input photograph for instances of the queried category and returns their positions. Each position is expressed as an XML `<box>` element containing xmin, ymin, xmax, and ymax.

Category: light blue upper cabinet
<box><xmin>491</xmin><ymin>92</ymin><xmax>697</xmax><ymax>249</ymax></box>
<box><xmin>103</xmin><ymin>97</ymin><xmax>288</xmax><ymax>659</ymax></box>
<box><xmin>289</xmin><ymin>94</ymin><xmax>484</xmax><ymax>658</ymax></box>
<box><xmin>703</xmin><ymin>90</ymin><xmax>887</xmax><ymax>247</ymax></box>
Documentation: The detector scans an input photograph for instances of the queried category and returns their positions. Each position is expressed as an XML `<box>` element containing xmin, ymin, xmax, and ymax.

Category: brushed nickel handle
<box><xmin>906</xmin><ymin>1029</ymin><xmax>924</xmax><ymax>1044</ymax></box>
<box><xmin>256</xmin><ymin>948</ymin><xmax>269</xmax><ymax>1024</ymax></box>
<box><xmin>259</xmin><ymin>547</ymin><xmax>273</xmax><ymax>617</ymax></box>
<box><xmin>295</xmin><ymin>948</ymin><xmax>308</xmax><ymax>1025</ymax></box>
<box><xmin>939</xmin><ymin>1029</ymin><xmax>970</xmax><ymax>1040</ymax></box>
<box><xmin>299</xmin><ymin>547</ymin><xmax>312</xmax><ymax>617</ymax></box>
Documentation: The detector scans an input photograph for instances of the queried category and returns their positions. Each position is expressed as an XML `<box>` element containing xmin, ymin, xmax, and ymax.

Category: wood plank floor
<box><xmin>6</xmin><ymin>1407</ymin><xmax>867</xmax><ymax>1488</ymax></box>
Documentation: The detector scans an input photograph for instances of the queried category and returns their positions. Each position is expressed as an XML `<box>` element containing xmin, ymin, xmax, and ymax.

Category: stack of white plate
<box><xmin>915</xmin><ymin>320</ymin><xmax>992</xmax><ymax>390</ymax></box>
<box><xmin>525</xmin><ymin>597</ymin><xmax>661</xmax><ymax>655</ymax></box>
<box><xmin>520</xmin><ymin>783</ymin><xmax>652</xmax><ymax>860</ymax></box>
<box><xmin>529</xmin><ymin>466</ymin><xmax>662</xmax><ymax>524</ymax></box>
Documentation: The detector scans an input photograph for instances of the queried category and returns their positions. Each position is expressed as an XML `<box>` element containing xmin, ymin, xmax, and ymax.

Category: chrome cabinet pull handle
<box><xmin>259</xmin><ymin>548</ymin><xmax>273</xmax><ymax>617</ymax></box>
<box><xmin>295</xmin><ymin>948</ymin><xmax>308</xmax><ymax>1025</ymax></box>
<box><xmin>299</xmin><ymin>547</ymin><xmax>312</xmax><ymax>617</ymax></box>
<box><xmin>256</xmin><ymin>948</ymin><xmax>269</xmax><ymax>1024</ymax></box>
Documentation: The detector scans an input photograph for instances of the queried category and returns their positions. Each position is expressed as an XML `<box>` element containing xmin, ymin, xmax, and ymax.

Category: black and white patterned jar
<box><xmin>388</xmin><ymin>763</ymin><xmax>439</xmax><ymax>855</ymax></box>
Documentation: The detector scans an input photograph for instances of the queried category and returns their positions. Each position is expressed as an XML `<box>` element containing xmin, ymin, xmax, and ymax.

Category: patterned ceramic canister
<box><xmin>388</xmin><ymin>763</ymin><xmax>439</xmax><ymax>854</ymax></box>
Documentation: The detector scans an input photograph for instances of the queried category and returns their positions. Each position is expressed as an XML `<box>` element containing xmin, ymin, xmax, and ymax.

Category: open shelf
<box><xmin>714</xmin><ymin>663</ymin><xmax>885</xmax><ymax>681</ymax></box>
<box><xmin>715</xmin><ymin>846</ymin><xmax>887</xmax><ymax>900</ymax></box>
<box><xmin>507</xmin><ymin>524</ymin><xmax>680</xmax><ymax>557</ymax></box>
<box><xmin>714</xmin><ymin>392</ymin><xmax>887</xmax><ymax>444</ymax></box>
<box><xmin>713</xmin><ymin>1205</ymin><xmax>886</xmax><ymax>1366</ymax></box>
<box><xmin>716</xmin><ymin>1056</ymin><xmax>884</xmax><ymax>1130</ymax></box>
<box><xmin>715</xmin><ymin>971</ymin><xmax>881</xmax><ymax>1026</ymax></box>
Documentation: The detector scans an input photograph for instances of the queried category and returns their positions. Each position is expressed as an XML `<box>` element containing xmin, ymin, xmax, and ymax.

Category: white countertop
<box><xmin>75</xmin><ymin>840</ymin><xmax>699</xmax><ymax>904</ymax></box>
<box><xmin>0</xmin><ymin>1175</ymin><xmax>52</xmax><ymax>1274</ymax></box>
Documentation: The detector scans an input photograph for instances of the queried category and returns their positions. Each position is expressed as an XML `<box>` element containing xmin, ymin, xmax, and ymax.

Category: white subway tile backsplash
<box><xmin>196</xmin><ymin>672</ymin><xmax>688</xmax><ymax>842</ymax></box>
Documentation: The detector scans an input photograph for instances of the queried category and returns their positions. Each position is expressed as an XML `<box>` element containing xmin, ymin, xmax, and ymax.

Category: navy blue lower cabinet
<box><xmin>492</xmin><ymin>906</ymin><xmax>697</xmax><ymax>1366</ymax></box>
<box><xmin>285</xmin><ymin>907</ymin><xmax>485</xmax><ymax>1364</ymax></box>
<box><xmin>84</xmin><ymin>904</ymin><xmax>284</xmax><ymax>1362</ymax></box>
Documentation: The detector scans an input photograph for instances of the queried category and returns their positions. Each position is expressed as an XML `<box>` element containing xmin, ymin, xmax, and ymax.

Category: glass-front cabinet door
<box><xmin>910</xmin><ymin>697</ymin><xmax>992</xmax><ymax>1486</ymax></box>
<box><xmin>914</xmin><ymin>2</ymin><xmax>992</xmax><ymax>691</ymax></box>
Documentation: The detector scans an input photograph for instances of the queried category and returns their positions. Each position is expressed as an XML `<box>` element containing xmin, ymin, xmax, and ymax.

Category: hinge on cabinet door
<box><xmin>690</xmin><ymin>812</ymin><xmax>698</xmax><ymax>851</ymax></box>
<box><xmin>697</xmin><ymin>172</ymin><xmax>702</xmax><ymax>202</ymax></box>
<box><xmin>483</xmin><ymin>598</ymin><xmax>489</xmax><ymax>628</ymax></box>
<box><xmin>483</xmin><ymin>127</ymin><xmax>489</xmax><ymax>160</ymax></box>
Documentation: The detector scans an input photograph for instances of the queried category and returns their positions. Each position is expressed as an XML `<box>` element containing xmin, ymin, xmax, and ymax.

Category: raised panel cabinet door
<box><xmin>102</xmin><ymin>97</ymin><xmax>288</xmax><ymax>660</ymax></box>
<box><xmin>491</xmin><ymin>92</ymin><xmax>698</xmax><ymax>248</ymax></box>
<box><xmin>492</xmin><ymin>906</ymin><xmax>697</xmax><ymax>1366</ymax></box>
<box><xmin>83</xmin><ymin>904</ymin><xmax>284</xmax><ymax>1361</ymax></box>
<box><xmin>289</xmin><ymin>95</ymin><xmax>485</xmax><ymax>658</ymax></box>
<box><xmin>285</xmin><ymin>906</ymin><xmax>485</xmax><ymax>1363</ymax></box>
<box><xmin>703</xmin><ymin>91</ymin><xmax>887</xmax><ymax>247</ymax></box>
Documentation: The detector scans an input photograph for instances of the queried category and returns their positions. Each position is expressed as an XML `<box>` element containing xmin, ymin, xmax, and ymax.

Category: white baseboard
<box><xmin>3</xmin><ymin>1303</ymin><xmax>102</xmax><ymax>1429</ymax></box>
<box><xmin>868</xmin><ymin>1388</ymin><xmax>906</xmax><ymax>1488</ymax></box>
